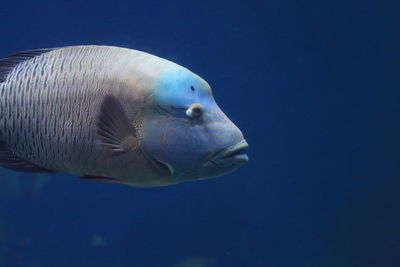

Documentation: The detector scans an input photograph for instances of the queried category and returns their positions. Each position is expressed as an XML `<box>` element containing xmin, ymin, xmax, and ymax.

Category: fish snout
<box><xmin>210</xmin><ymin>140</ymin><xmax>249</xmax><ymax>168</ymax></box>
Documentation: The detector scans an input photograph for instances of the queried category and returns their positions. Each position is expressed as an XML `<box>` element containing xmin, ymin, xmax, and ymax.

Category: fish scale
<box><xmin>0</xmin><ymin>47</ymin><xmax>107</xmax><ymax>173</ymax></box>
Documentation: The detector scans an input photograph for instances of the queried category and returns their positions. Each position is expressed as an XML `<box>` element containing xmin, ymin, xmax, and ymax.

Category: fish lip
<box><xmin>210</xmin><ymin>140</ymin><xmax>249</xmax><ymax>166</ymax></box>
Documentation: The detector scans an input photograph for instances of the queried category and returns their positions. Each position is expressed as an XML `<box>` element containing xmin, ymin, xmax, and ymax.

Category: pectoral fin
<box><xmin>96</xmin><ymin>94</ymin><xmax>138</xmax><ymax>155</ymax></box>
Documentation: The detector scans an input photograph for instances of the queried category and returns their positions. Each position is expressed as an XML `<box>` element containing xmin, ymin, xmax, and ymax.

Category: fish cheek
<box><xmin>141</xmin><ymin>116</ymin><xmax>177</xmax><ymax>160</ymax></box>
<box><xmin>142</xmin><ymin>111</ymin><xmax>206</xmax><ymax>179</ymax></box>
<box><xmin>163</xmin><ymin>120</ymin><xmax>207</xmax><ymax>172</ymax></box>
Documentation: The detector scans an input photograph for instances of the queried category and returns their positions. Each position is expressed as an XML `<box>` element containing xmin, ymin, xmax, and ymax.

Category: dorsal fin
<box><xmin>0</xmin><ymin>48</ymin><xmax>55</xmax><ymax>83</ymax></box>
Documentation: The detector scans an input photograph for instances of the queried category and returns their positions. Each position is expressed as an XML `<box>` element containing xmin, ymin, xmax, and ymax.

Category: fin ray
<box><xmin>96</xmin><ymin>94</ymin><xmax>138</xmax><ymax>155</ymax></box>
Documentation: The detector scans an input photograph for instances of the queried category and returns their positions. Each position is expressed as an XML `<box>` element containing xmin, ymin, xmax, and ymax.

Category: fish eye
<box><xmin>186</xmin><ymin>104</ymin><xmax>203</xmax><ymax>118</ymax></box>
<box><xmin>190</xmin><ymin>86</ymin><xmax>195</xmax><ymax>92</ymax></box>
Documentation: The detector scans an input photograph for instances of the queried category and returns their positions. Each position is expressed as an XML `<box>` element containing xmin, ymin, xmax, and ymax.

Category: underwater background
<box><xmin>0</xmin><ymin>0</ymin><xmax>399</xmax><ymax>266</ymax></box>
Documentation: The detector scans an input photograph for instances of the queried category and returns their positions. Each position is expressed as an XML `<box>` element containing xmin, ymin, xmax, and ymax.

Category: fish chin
<box><xmin>202</xmin><ymin>160</ymin><xmax>244</xmax><ymax>179</ymax></box>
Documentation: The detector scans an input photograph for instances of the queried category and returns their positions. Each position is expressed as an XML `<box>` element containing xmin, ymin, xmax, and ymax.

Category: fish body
<box><xmin>0</xmin><ymin>46</ymin><xmax>248</xmax><ymax>187</ymax></box>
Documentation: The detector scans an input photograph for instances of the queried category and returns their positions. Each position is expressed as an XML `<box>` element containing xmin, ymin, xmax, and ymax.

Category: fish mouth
<box><xmin>210</xmin><ymin>140</ymin><xmax>249</xmax><ymax>167</ymax></box>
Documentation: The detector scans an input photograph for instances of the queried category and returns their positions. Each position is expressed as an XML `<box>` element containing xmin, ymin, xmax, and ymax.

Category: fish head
<box><xmin>141</xmin><ymin>66</ymin><xmax>249</xmax><ymax>182</ymax></box>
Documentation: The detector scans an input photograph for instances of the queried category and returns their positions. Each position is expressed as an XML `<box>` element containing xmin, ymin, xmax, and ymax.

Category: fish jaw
<box><xmin>206</xmin><ymin>139</ymin><xmax>249</xmax><ymax>172</ymax></box>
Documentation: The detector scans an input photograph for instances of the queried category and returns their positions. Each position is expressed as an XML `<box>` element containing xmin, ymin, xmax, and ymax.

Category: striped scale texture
<box><xmin>0</xmin><ymin>46</ymin><xmax>138</xmax><ymax>176</ymax></box>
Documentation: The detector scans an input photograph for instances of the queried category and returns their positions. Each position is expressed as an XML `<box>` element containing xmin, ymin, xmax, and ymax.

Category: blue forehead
<box><xmin>153</xmin><ymin>67</ymin><xmax>212</xmax><ymax>108</ymax></box>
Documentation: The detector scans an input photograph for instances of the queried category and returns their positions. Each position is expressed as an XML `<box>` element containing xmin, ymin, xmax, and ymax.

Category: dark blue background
<box><xmin>0</xmin><ymin>0</ymin><xmax>399</xmax><ymax>266</ymax></box>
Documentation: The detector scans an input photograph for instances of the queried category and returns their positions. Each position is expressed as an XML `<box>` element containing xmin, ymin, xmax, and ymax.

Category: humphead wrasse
<box><xmin>0</xmin><ymin>46</ymin><xmax>249</xmax><ymax>187</ymax></box>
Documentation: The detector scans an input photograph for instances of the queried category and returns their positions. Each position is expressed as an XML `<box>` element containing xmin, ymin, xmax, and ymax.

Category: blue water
<box><xmin>0</xmin><ymin>0</ymin><xmax>399</xmax><ymax>266</ymax></box>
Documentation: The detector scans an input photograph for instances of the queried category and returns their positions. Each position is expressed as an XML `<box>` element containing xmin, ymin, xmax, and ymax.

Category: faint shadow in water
<box><xmin>316</xmin><ymin>176</ymin><xmax>400</xmax><ymax>267</ymax></box>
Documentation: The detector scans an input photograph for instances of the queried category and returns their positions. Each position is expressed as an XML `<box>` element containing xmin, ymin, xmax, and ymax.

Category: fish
<box><xmin>0</xmin><ymin>45</ymin><xmax>248</xmax><ymax>187</ymax></box>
